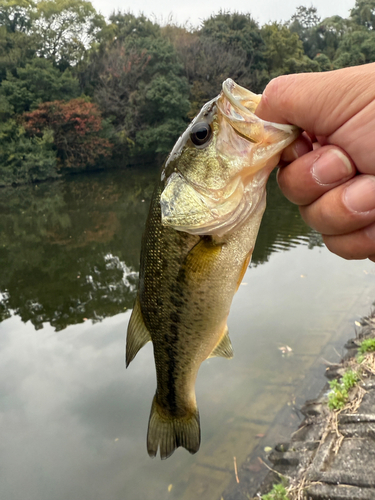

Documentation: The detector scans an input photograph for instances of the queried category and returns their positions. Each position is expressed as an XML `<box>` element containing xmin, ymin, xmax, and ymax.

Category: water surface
<box><xmin>0</xmin><ymin>169</ymin><xmax>374</xmax><ymax>500</ymax></box>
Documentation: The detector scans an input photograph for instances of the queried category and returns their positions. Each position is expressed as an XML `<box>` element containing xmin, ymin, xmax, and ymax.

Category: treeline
<box><xmin>1</xmin><ymin>0</ymin><xmax>375</xmax><ymax>185</ymax></box>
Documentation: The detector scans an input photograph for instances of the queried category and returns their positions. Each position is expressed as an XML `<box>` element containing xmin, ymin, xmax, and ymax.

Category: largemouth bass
<box><xmin>126</xmin><ymin>79</ymin><xmax>299</xmax><ymax>459</ymax></box>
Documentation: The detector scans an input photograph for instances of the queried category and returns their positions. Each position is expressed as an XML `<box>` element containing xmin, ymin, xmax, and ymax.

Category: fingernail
<box><xmin>289</xmin><ymin>138</ymin><xmax>311</xmax><ymax>160</ymax></box>
<box><xmin>312</xmin><ymin>149</ymin><xmax>353</xmax><ymax>185</ymax></box>
<box><xmin>344</xmin><ymin>176</ymin><xmax>375</xmax><ymax>213</ymax></box>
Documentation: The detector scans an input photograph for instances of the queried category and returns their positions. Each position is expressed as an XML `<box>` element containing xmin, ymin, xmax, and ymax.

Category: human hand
<box><xmin>256</xmin><ymin>63</ymin><xmax>375</xmax><ymax>261</ymax></box>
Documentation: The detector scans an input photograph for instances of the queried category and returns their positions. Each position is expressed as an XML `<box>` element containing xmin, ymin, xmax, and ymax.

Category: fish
<box><xmin>126</xmin><ymin>79</ymin><xmax>300</xmax><ymax>459</ymax></box>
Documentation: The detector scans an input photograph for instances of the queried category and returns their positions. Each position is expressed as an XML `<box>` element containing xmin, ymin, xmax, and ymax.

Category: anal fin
<box><xmin>126</xmin><ymin>296</ymin><xmax>151</xmax><ymax>367</ymax></box>
<box><xmin>208</xmin><ymin>326</ymin><xmax>234</xmax><ymax>359</ymax></box>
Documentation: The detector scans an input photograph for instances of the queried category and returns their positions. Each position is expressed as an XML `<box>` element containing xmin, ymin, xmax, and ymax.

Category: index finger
<box><xmin>255</xmin><ymin>64</ymin><xmax>375</xmax><ymax>138</ymax></box>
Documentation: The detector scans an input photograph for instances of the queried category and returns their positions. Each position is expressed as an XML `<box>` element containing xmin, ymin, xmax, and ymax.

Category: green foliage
<box><xmin>199</xmin><ymin>11</ymin><xmax>266</xmax><ymax>93</ymax></box>
<box><xmin>315</xmin><ymin>16</ymin><xmax>352</xmax><ymax>61</ymax></box>
<box><xmin>333</xmin><ymin>29</ymin><xmax>375</xmax><ymax>68</ymax></box>
<box><xmin>0</xmin><ymin>0</ymin><xmax>35</xmax><ymax>33</ymax></box>
<box><xmin>171</xmin><ymin>28</ymin><xmax>262</xmax><ymax>117</ymax></box>
<box><xmin>0</xmin><ymin>118</ymin><xmax>58</xmax><ymax>185</ymax></box>
<box><xmin>92</xmin><ymin>18</ymin><xmax>190</xmax><ymax>157</ymax></box>
<box><xmin>0</xmin><ymin>58</ymin><xmax>80</xmax><ymax>114</ymax></box>
<box><xmin>288</xmin><ymin>6</ymin><xmax>321</xmax><ymax>59</ymax></box>
<box><xmin>262</xmin><ymin>483</ymin><xmax>290</xmax><ymax>500</ymax></box>
<box><xmin>1</xmin><ymin>1</ymin><xmax>375</xmax><ymax>183</ymax></box>
<box><xmin>109</xmin><ymin>12</ymin><xmax>160</xmax><ymax>42</ymax></box>
<box><xmin>0</xmin><ymin>169</ymin><xmax>154</xmax><ymax>329</ymax></box>
<box><xmin>328</xmin><ymin>370</ymin><xmax>359</xmax><ymax>410</ymax></box>
<box><xmin>358</xmin><ymin>338</ymin><xmax>375</xmax><ymax>354</ymax></box>
<box><xmin>262</xmin><ymin>22</ymin><xmax>312</xmax><ymax>78</ymax></box>
<box><xmin>0</xmin><ymin>0</ymin><xmax>39</xmax><ymax>81</ymax></box>
<box><xmin>351</xmin><ymin>0</ymin><xmax>375</xmax><ymax>30</ymax></box>
<box><xmin>314</xmin><ymin>53</ymin><xmax>333</xmax><ymax>71</ymax></box>
<box><xmin>200</xmin><ymin>11</ymin><xmax>264</xmax><ymax>68</ymax></box>
<box><xmin>34</xmin><ymin>0</ymin><xmax>106</xmax><ymax>68</ymax></box>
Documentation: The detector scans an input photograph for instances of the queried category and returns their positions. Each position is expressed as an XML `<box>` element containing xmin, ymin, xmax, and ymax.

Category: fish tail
<box><xmin>147</xmin><ymin>395</ymin><xmax>200</xmax><ymax>459</ymax></box>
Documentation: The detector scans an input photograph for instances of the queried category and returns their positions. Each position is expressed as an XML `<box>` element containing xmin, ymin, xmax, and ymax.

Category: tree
<box><xmin>108</xmin><ymin>11</ymin><xmax>160</xmax><ymax>43</ymax></box>
<box><xmin>288</xmin><ymin>6</ymin><xmax>321</xmax><ymax>58</ymax></box>
<box><xmin>333</xmin><ymin>29</ymin><xmax>375</xmax><ymax>67</ymax></box>
<box><xmin>91</xmin><ymin>14</ymin><xmax>190</xmax><ymax>157</ymax></box>
<box><xmin>34</xmin><ymin>0</ymin><xmax>106</xmax><ymax>68</ymax></box>
<box><xmin>93</xmin><ymin>45</ymin><xmax>151</xmax><ymax>141</ymax></box>
<box><xmin>0</xmin><ymin>0</ymin><xmax>35</xmax><ymax>33</ymax></box>
<box><xmin>0</xmin><ymin>118</ymin><xmax>57</xmax><ymax>185</ymax></box>
<box><xmin>23</xmin><ymin>98</ymin><xmax>112</xmax><ymax>168</ymax></box>
<box><xmin>351</xmin><ymin>0</ymin><xmax>375</xmax><ymax>30</ymax></box>
<box><xmin>315</xmin><ymin>15</ymin><xmax>352</xmax><ymax>60</ymax></box>
<box><xmin>200</xmin><ymin>11</ymin><xmax>264</xmax><ymax>68</ymax></box>
<box><xmin>262</xmin><ymin>23</ymin><xmax>306</xmax><ymax>76</ymax></box>
<box><xmin>0</xmin><ymin>57</ymin><xmax>80</xmax><ymax>114</ymax></box>
<box><xmin>0</xmin><ymin>0</ymin><xmax>39</xmax><ymax>81</ymax></box>
<box><xmin>199</xmin><ymin>11</ymin><xmax>266</xmax><ymax>92</ymax></box>
<box><xmin>170</xmin><ymin>31</ymin><xmax>255</xmax><ymax>117</ymax></box>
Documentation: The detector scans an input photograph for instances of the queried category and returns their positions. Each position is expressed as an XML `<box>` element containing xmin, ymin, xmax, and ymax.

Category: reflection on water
<box><xmin>0</xmin><ymin>168</ymin><xmax>374</xmax><ymax>500</ymax></box>
<box><xmin>0</xmin><ymin>170</ymin><xmax>320</xmax><ymax>330</ymax></box>
<box><xmin>0</xmin><ymin>169</ymin><xmax>156</xmax><ymax>329</ymax></box>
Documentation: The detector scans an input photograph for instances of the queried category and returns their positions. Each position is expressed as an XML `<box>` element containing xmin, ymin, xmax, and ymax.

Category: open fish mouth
<box><xmin>160</xmin><ymin>79</ymin><xmax>300</xmax><ymax>237</ymax></box>
<box><xmin>219</xmin><ymin>78</ymin><xmax>300</xmax><ymax>160</ymax></box>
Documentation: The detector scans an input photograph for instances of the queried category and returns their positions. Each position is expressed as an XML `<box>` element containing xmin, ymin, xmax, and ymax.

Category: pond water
<box><xmin>0</xmin><ymin>168</ymin><xmax>374</xmax><ymax>500</ymax></box>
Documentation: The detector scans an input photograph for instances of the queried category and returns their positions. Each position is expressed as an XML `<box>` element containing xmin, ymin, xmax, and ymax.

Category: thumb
<box><xmin>255</xmin><ymin>64</ymin><xmax>375</xmax><ymax>137</ymax></box>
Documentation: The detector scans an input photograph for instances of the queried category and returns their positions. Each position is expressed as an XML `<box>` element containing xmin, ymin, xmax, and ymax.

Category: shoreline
<box><xmin>222</xmin><ymin>307</ymin><xmax>375</xmax><ymax>500</ymax></box>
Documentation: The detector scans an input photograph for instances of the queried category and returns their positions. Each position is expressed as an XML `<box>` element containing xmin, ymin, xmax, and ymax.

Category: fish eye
<box><xmin>190</xmin><ymin>122</ymin><xmax>212</xmax><ymax>147</ymax></box>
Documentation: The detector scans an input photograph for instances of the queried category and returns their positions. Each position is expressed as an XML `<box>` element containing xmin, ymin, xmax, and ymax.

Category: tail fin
<box><xmin>147</xmin><ymin>395</ymin><xmax>200</xmax><ymax>460</ymax></box>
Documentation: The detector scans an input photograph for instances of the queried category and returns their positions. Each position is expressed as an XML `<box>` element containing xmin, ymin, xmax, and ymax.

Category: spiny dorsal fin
<box><xmin>147</xmin><ymin>395</ymin><xmax>200</xmax><ymax>460</ymax></box>
<box><xmin>126</xmin><ymin>296</ymin><xmax>151</xmax><ymax>367</ymax></box>
<box><xmin>209</xmin><ymin>327</ymin><xmax>234</xmax><ymax>359</ymax></box>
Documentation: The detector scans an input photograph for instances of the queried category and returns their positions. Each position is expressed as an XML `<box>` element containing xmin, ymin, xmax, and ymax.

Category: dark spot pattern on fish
<box><xmin>170</xmin><ymin>295</ymin><xmax>184</xmax><ymax>308</ymax></box>
<box><xmin>164</xmin><ymin>335</ymin><xmax>179</xmax><ymax>415</ymax></box>
<box><xmin>170</xmin><ymin>312</ymin><xmax>180</xmax><ymax>324</ymax></box>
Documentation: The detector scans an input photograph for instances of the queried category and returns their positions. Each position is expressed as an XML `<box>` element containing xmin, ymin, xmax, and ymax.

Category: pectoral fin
<box><xmin>209</xmin><ymin>326</ymin><xmax>234</xmax><ymax>359</ymax></box>
<box><xmin>235</xmin><ymin>249</ymin><xmax>252</xmax><ymax>292</ymax></box>
<box><xmin>126</xmin><ymin>296</ymin><xmax>151</xmax><ymax>367</ymax></box>
<box><xmin>183</xmin><ymin>237</ymin><xmax>222</xmax><ymax>283</ymax></box>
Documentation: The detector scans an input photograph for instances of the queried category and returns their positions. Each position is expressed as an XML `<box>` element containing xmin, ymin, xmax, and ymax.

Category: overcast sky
<box><xmin>90</xmin><ymin>0</ymin><xmax>355</xmax><ymax>27</ymax></box>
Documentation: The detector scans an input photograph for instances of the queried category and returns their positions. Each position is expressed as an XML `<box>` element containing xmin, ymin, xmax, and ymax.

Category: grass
<box><xmin>327</xmin><ymin>369</ymin><xmax>359</xmax><ymax>410</ymax></box>
<box><xmin>262</xmin><ymin>483</ymin><xmax>290</xmax><ymax>500</ymax></box>
<box><xmin>261</xmin><ymin>336</ymin><xmax>375</xmax><ymax>500</ymax></box>
<box><xmin>328</xmin><ymin>337</ymin><xmax>375</xmax><ymax>410</ymax></box>
<box><xmin>357</xmin><ymin>338</ymin><xmax>375</xmax><ymax>362</ymax></box>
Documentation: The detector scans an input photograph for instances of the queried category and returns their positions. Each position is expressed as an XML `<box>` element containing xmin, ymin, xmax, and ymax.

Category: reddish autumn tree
<box><xmin>23</xmin><ymin>98</ymin><xmax>112</xmax><ymax>168</ymax></box>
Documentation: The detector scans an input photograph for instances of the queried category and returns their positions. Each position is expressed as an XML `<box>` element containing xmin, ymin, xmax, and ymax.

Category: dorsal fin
<box><xmin>126</xmin><ymin>296</ymin><xmax>151</xmax><ymax>367</ymax></box>
<box><xmin>209</xmin><ymin>327</ymin><xmax>234</xmax><ymax>359</ymax></box>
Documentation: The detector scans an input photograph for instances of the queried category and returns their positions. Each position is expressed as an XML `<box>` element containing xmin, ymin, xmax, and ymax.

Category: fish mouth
<box><xmin>218</xmin><ymin>79</ymin><xmax>299</xmax><ymax>163</ymax></box>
